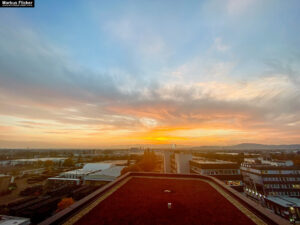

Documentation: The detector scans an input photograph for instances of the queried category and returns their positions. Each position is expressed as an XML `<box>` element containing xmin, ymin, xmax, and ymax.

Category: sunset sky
<box><xmin>0</xmin><ymin>0</ymin><xmax>300</xmax><ymax>148</ymax></box>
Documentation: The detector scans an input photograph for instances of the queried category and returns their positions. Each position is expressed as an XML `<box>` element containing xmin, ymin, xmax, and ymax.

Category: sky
<box><xmin>0</xmin><ymin>0</ymin><xmax>300</xmax><ymax>148</ymax></box>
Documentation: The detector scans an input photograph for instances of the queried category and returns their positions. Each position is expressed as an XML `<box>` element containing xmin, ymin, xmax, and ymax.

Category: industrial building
<box><xmin>84</xmin><ymin>166</ymin><xmax>125</xmax><ymax>185</ymax></box>
<box><xmin>59</xmin><ymin>163</ymin><xmax>113</xmax><ymax>179</ymax></box>
<box><xmin>49</xmin><ymin>163</ymin><xmax>124</xmax><ymax>185</ymax></box>
<box><xmin>0</xmin><ymin>215</ymin><xmax>30</xmax><ymax>225</ymax></box>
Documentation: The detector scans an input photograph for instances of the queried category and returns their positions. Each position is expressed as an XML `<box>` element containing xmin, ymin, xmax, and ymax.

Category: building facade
<box><xmin>163</xmin><ymin>151</ymin><xmax>172</xmax><ymax>173</ymax></box>
<box><xmin>190</xmin><ymin>159</ymin><xmax>243</xmax><ymax>188</ymax></box>
<box><xmin>264</xmin><ymin>196</ymin><xmax>300</xmax><ymax>222</ymax></box>
<box><xmin>241</xmin><ymin>158</ymin><xmax>300</xmax><ymax>201</ymax></box>
<box><xmin>170</xmin><ymin>153</ymin><xmax>192</xmax><ymax>174</ymax></box>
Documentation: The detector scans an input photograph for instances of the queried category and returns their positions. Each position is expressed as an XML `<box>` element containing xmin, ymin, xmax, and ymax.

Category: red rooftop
<box><xmin>40</xmin><ymin>173</ymin><xmax>289</xmax><ymax>225</ymax></box>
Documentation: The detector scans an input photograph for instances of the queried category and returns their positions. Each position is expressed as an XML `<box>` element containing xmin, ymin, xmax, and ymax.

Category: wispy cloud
<box><xmin>227</xmin><ymin>0</ymin><xmax>257</xmax><ymax>15</ymax></box>
<box><xmin>0</xmin><ymin>1</ymin><xmax>300</xmax><ymax>147</ymax></box>
<box><xmin>103</xmin><ymin>17</ymin><xmax>170</xmax><ymax>58</ymax></box>
<box><xmin>213</xmin><ymin>37</ymin><xmax>230</xmax><ymax>52</ymax></box>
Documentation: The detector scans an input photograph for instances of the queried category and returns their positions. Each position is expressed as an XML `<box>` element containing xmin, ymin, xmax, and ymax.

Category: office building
<box><xmin>163</xmin><ymin>151</ymin><xmax>172</xmax><ymax>173</ymax></box>
<box><xmin>265</xmin><ymin>196</ymin><xmax>300</xmax><ymax>222</ymax></box>
<box><xmin>190</xmin><ymin>159</ymin><xmax>243</xmax><ymax>189</ymax></box>
<box><xmin>241</xmin><ymin>158</ymin><xmax>300</xmax><ymax>201</ymax></box>
<box><xmin>169</xmin><ymin>153</ymin><xmax>192</xmax><ymax>174</ymax></box>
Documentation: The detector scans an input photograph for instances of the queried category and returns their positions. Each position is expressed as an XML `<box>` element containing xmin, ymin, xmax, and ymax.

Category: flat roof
<box><xmin>73</xmin><ymin>177</ymin><xmax>259</xmax><ymax>225</ymax></box>
<box><xmin>191</xmin><ymin>159</ymin><xmax>237</xmax><ymax>164</ymax></box>
<box><xmin>266</xmin><ymin>196</ymin><xmax>300</xmax><ymax>207</ymax></box>
<box><xmin>0</xmin><ymin>215</ymin><xmax>30</xmax><ymax>225</ymax></box>
<box><xmin>48</xmin><ymin>178</ymin><xmax>80</xmax><ymax>181</ymax></box>
<box><xmin>12</xmin><ymin>158</ymin><xmax>66</xmax><ymax>162</ymax></box>
<box><xmin>0</xmin><ymin>175</ymin><xmax>10</xmax><ymax>178</ymax></box>
<box><xmin>82</xmin><ymin>163</ymin><xmax>112</xmax><ymax>171</ymax></box>
<box><xmin>40</xmin><ymin>173</ymin><xmax>289</xmax><ymax>225</ymax></box>
<box><xmin>101</xmin><ymin>160</ymin><xmax>128</xmax><ymax>165</ymax></box>
<box><xmin>241</xmin><ymin>164</ymin><xmax>300</xmax><ymax>170</ymax></box>
<box><xmin>61</xmin><ymin>163</ymin><xmax>114</xmax><ymax>176</ymax></box>
<box><xmin>85</xmin><ymin>166</ymin><xmax>125</xmax><ymax>179</ymax></box>
<box><xmin>61</xmin><ymin>169</ymin><xmax>94</xmax><ymax>175</ymax></box>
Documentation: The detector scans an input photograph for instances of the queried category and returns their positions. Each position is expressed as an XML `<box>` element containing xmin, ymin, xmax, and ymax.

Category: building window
<box><xmin>292</xmin><ymin>184</ymin><xmax>300</xmax><ymax>189</ymax></box>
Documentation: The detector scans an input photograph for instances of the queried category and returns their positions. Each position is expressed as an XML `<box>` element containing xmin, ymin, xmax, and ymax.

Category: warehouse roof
<box><xmin>84</xmin><ymin>166</ymin><xmax>125</xmax><ymax>182</ymax></box>
<box><xmin>82</xmin><ymin>163</ymin><xmax>112</xmax><ymax>171</ymax></box>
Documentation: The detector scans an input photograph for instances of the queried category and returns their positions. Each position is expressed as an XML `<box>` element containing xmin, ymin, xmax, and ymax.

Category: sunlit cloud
<box><xmin>0</xmin><ymin>0</ymin><xmax>300</xmax><ymax>147</ymax></box>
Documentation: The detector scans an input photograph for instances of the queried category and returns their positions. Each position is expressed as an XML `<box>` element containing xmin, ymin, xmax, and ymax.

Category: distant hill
<box><xmin>191</xmin><ymin>143</ymin><xmax>300</xmax><ymax>150</ymax></box>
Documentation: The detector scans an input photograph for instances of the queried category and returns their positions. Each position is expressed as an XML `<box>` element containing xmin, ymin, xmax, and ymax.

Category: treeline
<box><xmin>121</xmin><ymin>150</ymin><xmax>159</xmax><ymax>175</ymax></box>
<box><xmin>90</xmin><ymin>154</ymin><xmax>143</xmax><ymax>163</ymax></box>
<box><xmin>270</xmin><ymin>153</ymin><xmax>300</xmax><ymax>165</ymax></box>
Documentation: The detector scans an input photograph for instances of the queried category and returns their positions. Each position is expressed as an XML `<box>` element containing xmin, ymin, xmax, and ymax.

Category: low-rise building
<box><xmin>84</xmin><ymin>166</ymin><xmax>125</xmax><ymax>185</ymax></box>
<box><xmin>241</xmin><ymin>158</ymin><xmax>300</xmax><ymax>201</ymax></box>
<box><xmin>0</xmin><ymin>158</ymin><xmax>66</xmax><ymax>166</ymax></box>
<box><xmin>0</xmin><ymin>215</ymin><xmax>30</xmax><ymax>225</ymax></box>
<box><xmin>163</xmin><ymin>151</ymin><xmax>172</xmax><ymax>173</ymax></box>
<box><xmin>163</xmin><ymin>150</ymin><xmax>193</xmax><ymax>174</ymax></box>
<box><xmin>170</xmin><ymin>153</ymin><xmax>192</xmax><ymax>174</ymax></box>
<box><xmin>47</xmin><ymin>177</ymin><xmax>80</xmax><ymax>185</ymax></box>
<box><xmin>264</xmin><ymin>196</ymin><xmax>300</xmax><ymax>222</ymax></box>
<box><xmin>190</xmin><ymin>159</ymin><xmax>243</xmax><ymax>189</ymax></box>
<box><xmin>59</xmin><ymin>163</ymin><xmax>113</xmax><ymax>179</ymax></box>
<box><xmin>21</xmin><ymin>168</ymin><xmax>45</xmax><ymax>176</ymax></box>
